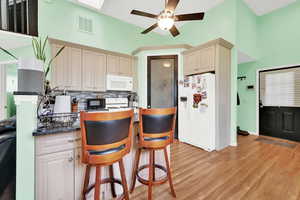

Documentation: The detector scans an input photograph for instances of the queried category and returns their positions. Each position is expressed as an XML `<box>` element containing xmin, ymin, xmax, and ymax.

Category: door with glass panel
<box><xmin>259</xmin><ymin>66</ymin><xmax>300</xmax><ymax>141</ymax></box>
<box><xmin>147</xmin><ymin>55</ymin><xmax>178</xmax><ymax>137</ymax></box>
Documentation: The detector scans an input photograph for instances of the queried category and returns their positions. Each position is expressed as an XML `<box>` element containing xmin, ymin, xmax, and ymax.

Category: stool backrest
<box><xmin>139</xmin><ymin>107</ymin><xmax>177</xmax><ymax>148</ymax></box>
<box><xmin>80</xmin><ymin>110</ymin><xmax>134</xmax><ymax>164</ymax></box>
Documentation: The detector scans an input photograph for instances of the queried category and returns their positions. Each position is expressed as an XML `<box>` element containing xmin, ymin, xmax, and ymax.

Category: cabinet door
<box><xmin>132</xmin><ymin>58</ymin><xmax>138</xmax><ymax>92</ymax></box>
<box><xmin>107</xmin><ymin>55</ymin><xmax>120</xmax><ymax>75</ymax></box>
<box><xmin>82</xmin><ymin>50</ymin><xmax>96</xmax><ymax>91</ymax></box>
<box><xmin>94</xmin><ymin>53</ymin><xmax>107</xmax><ymax>91</ymax></box>
<box><xmin>51</xmin><ymin>44</ymin><xmax>69</xmax><ymax>90</ymax></box>
<box><xmin>68</xmin><ymin>47</ymin><xmax>82</xmax><ymax>90</ymax></box>
<box><xmin>74</xmin><ymin>148</ymin><xmax>85</xmax><ymax>200</ymax></box>
<box><xmin>199</xmin><ymin>46</ymin><xmax>216</xmax><ymax>73</ymax></box>
<box><xmin>119</xmin><ymin>57</ymin><xmax>133</xmax><ymax>77</ymax></box>
<box><xmin>82</xmin><ymin>50</ymin><xmax>106</xmax><ymax>91</ymax></box>
<box><xmin>184</xmin><ymin>52</ymin><xmax>199</xmax><ymax>76</ymax></box>
<box><xmin>36</xmin><ymin>150</ymin><xmax>74</xmax><ymax>200</ymax></box>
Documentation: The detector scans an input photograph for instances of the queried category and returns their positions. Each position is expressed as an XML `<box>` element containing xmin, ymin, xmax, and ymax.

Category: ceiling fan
<box><xmin>130</xmin><ymin>0</ymin><xmax>205</xmax><ymax>37</ymax></box>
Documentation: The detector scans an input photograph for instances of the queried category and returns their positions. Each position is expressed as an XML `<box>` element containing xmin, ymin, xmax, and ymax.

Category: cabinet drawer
<box><xmin>36</xmin><ymin>131</ymin><xmax>81</xmax><ymax>156</ymax></box>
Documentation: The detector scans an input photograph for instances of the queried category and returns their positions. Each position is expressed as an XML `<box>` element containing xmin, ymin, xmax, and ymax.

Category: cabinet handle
<box><xmin>68</xmin><ymin>157</ymin><xmax>74</xmax><ymax>162</ymax></box>
<box><xmin>194</xmin><ymin>68</ymin><xmax>199</xmax><ymax>71</ymax></box>
<box><xmin>76</xmin><ymin>154</ymin><xmax>80</xmax><ymax>160</ymax></box>
<box><xmin>68</xmin><ymin>137</ymin><xmax>81</xmax><ymax>143</ymax></box>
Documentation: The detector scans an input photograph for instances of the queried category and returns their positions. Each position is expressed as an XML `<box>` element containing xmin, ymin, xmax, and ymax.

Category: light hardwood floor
<box><xmin>130</xmin><ymin>135</ymin><xmax>300</xmax><ymax>200</ymax></box>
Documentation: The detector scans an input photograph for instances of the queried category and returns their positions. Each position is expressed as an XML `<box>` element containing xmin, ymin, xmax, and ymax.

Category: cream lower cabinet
<box><xmin>36</xmin><ymin>150</ymin><xmax>75</xmax><ymax>200</ymax></box>
<box><xmin>35</xmin><ymin>132</ymin><xmax>107</xmax><ymax>200</ymax></box>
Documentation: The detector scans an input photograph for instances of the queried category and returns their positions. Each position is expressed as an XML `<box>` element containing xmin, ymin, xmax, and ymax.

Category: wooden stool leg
<box><xmin>153</xmin><ymin>151</ymin><xmax>155</xmax><ymax>181</ymax></box>
<box><xmin>119</xmin><ymin>158</ymin><xmax>129</xmax><ymax>200</ymax></box>
<box><xmin>82</xmin><ymin>165</ymin><xmax>91</xmax><ymax>200</ymax></box>
<box><xmin>109</xmin><ymin>165</ymin><xmax>117</xmax><ymax>198</ymax></box>
<box><xmin>130</xmin><ymin>148</ymin><xmax>142</xmax><ymax>193</ymax></box>
<box><xmin>94</xmin><ymin>166</ymin><xmax>101</xmax><ymax>200</ymax></box>
<box><xmin>148</xmin><ymin>150</ymin><xmax>154</xmax><ymax>200</ymax></box>
<box><xmin>164</xmin><ymin>148</ymin><xmax>176</xmax><ymax>197</ymax></box>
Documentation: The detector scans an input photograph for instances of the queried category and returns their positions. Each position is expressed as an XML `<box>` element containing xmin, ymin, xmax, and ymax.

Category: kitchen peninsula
<box><xmin>23</xmin><ymin>39</ymin><xmax>169</xmax><ymax>200</ymax></box>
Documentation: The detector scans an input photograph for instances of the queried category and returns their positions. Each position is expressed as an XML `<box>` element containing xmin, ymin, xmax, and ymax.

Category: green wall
<box><xmin>39</xmin><ymin>0</ymin><xmax>172</xmax><ymax>55</ymax></box>
<box><xmin>236</xmin><ymin>0</ymin><xmax>258</xmax><ymax>59</ymax></box>
<box><xmin>237</xmin><ymin>0</ymin><xmax>300</xmax><ymax>133</ymax></box>
<box><xmin>164</xmin><ymin>0</ymin><xmax>237</xmax><ymax>46</ymax></box>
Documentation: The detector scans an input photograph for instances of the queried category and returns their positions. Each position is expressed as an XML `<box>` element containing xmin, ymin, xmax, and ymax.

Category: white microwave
<box><xmin>106</xmin><ymin>75</ymin><xmax>133</xmax><ymax>91</ymax></box>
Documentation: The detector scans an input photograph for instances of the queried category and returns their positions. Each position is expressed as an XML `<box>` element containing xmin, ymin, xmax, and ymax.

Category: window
<box><xmin>260</xmin><ymin>67</ymin><xmax>300</xmax><ymax>107</ymax></box>
<box><xmin>77</xmin><ymin>0</ymin><xmax>104</xmax><ymax>10</ymax></box>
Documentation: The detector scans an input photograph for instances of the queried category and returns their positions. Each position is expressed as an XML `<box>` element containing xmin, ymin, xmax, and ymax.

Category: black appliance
<box><xmin>86</xmin><ymin>98</ymin><xmax>106</xmax><ymax>110</ymax></box>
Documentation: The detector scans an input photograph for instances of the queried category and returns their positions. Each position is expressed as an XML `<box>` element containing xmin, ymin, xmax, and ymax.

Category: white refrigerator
<box><xmin>178</xmin><ymin>73</ymin><xmax>216</xmax><ymax>152</ymax></box>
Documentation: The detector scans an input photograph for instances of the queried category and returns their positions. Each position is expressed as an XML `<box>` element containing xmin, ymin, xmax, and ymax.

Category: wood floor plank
<box><xmin>129</xmin><ymin>135</ymin><xmax>300</xmax><ymax>200</ymax></box>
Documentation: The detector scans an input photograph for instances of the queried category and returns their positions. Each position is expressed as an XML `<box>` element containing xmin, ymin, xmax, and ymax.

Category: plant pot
<box><xmin>17</xmin><ymin>58</ymin><xmax>44</xmax><ymax>94</ymax></box>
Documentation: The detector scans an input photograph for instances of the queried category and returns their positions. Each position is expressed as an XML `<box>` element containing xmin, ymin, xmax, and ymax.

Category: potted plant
<box><xmin>0</xmin><ymin>36</ymin><xmax>65</xmax><ymax>94</ymax></box>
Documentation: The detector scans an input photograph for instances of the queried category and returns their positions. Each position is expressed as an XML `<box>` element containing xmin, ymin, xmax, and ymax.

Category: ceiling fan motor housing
<box><xmin>158</xmin><ymin>10</ymin><xmax>175</xmax><ymax>30</ymax></box>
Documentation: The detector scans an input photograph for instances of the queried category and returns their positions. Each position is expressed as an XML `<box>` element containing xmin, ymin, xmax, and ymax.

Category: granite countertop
<box><xmin>32</xmin><ymin>125</ymin><xmax>80</xmax><ymax>136</ymax></box>
<box><xmin>33</xmin><ymin>121</ymin><xmax>139</xmax><ymax>136</ymax></box>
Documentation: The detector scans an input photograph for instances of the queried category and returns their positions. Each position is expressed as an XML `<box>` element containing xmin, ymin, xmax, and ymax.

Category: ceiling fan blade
<box><xmin>166</xmin><ymin>0</ymin><xmax>180</xmax><ymax>11</ymax></box>
<box><xmin>142</xmin><ymin>23</ymin><xmax>158</xmax><ymax>34</ymax></box>
<box><xmin>175</xmin><ymin>12</ymin><xmax>205</xmax><ymax>21</ymax></box>
<box><xmin>169</xmin><ymin>25</ymin><xmax>180</xmax><ymax>37</ymax></box>
<box><xmin>131</xmin><ymin>10</ymin><xmax>157</xmax><ymax>19</ymax></box>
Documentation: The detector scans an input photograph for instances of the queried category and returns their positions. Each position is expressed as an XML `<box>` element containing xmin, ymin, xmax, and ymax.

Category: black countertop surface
<box><xmin>32</xmin><ymin>125</ymin><xmax>80</xmax><ymax>136</ymax></box>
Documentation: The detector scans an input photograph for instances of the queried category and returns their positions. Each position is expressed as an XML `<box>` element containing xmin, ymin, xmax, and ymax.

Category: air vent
<box><xmin>78</xmin><ymin>16</ymin><xmax>93</xmax><ymax>34</ymax></box>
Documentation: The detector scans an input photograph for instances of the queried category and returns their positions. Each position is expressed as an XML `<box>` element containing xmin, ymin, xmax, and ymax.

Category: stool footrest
<box><xmin>84</xmin><ymin>178</ymin><xmax>123</xmax><ymax>195</ymax></box>
<box><xmin>137</xmin><ymin>164</ymin><xmax>168</xmax><ymax>186</ymax></box>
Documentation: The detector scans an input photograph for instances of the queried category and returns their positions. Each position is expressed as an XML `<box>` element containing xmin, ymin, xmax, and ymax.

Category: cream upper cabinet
<box><xmin>68</xmin><ymin>47</ymin><xmax>82</xmax><ymax>90</ymax></box>
<box><xmin>36</xmin><ymin>150</ymin><xmax>74</xmax><ymax>200</ymax></box>
<box><xmin>119</xmin><ymin>57</ymin><xmax>133</xmax><ymax>77</ymax></box>
<box><xmin>199</xmin><ymin>46</ymin><xmax>216</xmax><ymax>72</ymax></box>
<box><xmin>51</xmin><ymin>45</ymin><xmax>82</xmax><ymax>90</ymax></box>
<box><xmin>183</xmin><ymin>44</ymin><xmax>216</xmax><ymax>76</ymax></box>
<box><xmin>50</xmin><ymin>41</ymin><xmax>135</xmax><ymax>91</ymax></box>
<box><xmin>132</xmin><ymin>58</ymin><xmax>138</xmax><ymax>92</ymax></box>
<box><xmin>184</xmin><ymin>52</ymin><xmax>199</xmax><ymax>76</ymax></box>
<box><xmin>82</xmin><ymin>50</ymin><xmax>106</xmax><ymax>91</ymax></box>
<box><xmin>107</xmin><ymin>55</ymin><xmax>133</xmax><ymax>77</ymax></box>
<box><xmin>51</xmin><ymin>44</ymin><xmax>69</xmax><ymax>90</ymax></box>
<box><xmin>107</xmin><ymin>55</ymin><xmax>120</xmax><ymax>75</ymax></box>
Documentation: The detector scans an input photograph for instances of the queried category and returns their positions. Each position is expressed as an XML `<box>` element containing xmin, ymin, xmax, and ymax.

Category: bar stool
<box><xmin>130</xmin><ymin>108</ymin><xmax>177</xmax><ymax>200</ymax></box>
<box><xmin>80</xmin><ymin>110</ymin><xmax>134</xmax><ymax>200</ymax></box>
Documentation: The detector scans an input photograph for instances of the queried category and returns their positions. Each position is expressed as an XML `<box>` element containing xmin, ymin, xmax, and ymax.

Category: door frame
<box><xmin>256</xmin><ymin>63</ymin><xmax>300</xmax><ymax>135</ymax></box>
<box><xmin>147</xmin><ymin>55</ymin><xmax>179</xmax><ymax>138</ymax></box>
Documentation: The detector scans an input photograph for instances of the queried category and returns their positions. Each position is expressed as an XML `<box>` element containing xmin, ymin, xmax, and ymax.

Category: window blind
<box><xmin>260</xmin><ymin>67</ymin><xmax>300</xmax><ymax>107</ymax></box>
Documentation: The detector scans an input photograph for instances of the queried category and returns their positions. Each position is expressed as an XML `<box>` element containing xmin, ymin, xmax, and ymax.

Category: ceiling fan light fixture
<box><xmin>158</xmin><ymin>10</ymin><xmax>174</xmax><ymax>30</ymax></box>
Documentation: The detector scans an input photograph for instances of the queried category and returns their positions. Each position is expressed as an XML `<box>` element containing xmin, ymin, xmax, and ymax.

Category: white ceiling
<box><xmin>243</xmin><ymin>0</ymin><xmax>296</xmax><ymax>16</ymax></box>
<box><xmin>100</xmin><ymin>0</ymin><xmax>225</xmax><ymax>34</ymax></box>
<box><xmin>238</xmin><ymin>50</ymin><xmax>255</xmax><ymax>64</ymax></box>
<box><xmin>99</xmin><ymin>0</ymin><xmax>297</xmax><ymax>34</ymax></box>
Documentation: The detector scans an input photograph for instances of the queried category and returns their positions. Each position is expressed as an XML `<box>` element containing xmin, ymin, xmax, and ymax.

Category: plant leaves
<box><xmin>0</xmin><ymin>46</ymin><xmax>18</xmax><ymax>60</ymax></box>
<box><xmin>41</xmin><ymin>36</ymin><xmax>48</xmax><ymax>62</ymax></box>
<box><xmin>45</xmin><ymin>46</ymin><xmax>65</xmax><ymax>78</ymax></box>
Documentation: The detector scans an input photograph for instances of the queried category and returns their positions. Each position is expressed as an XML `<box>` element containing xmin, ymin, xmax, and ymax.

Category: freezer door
<box><xmin>178</xmin><ymin>73</ymin><xmax>216</xmax><ymax>151</ymax></box>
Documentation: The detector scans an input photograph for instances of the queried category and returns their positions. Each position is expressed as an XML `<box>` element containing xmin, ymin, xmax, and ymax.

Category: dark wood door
<box><xmin>260</xmin><ymin>106</ymin><xmax>300</xmax><ymax>141</ymax></box>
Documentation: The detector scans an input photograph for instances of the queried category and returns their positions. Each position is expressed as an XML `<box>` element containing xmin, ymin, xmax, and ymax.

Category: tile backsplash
<box><xmin>53</xmin><ymin>90</ymin><xmax>138</xmax><ymax>111</ymax></box>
